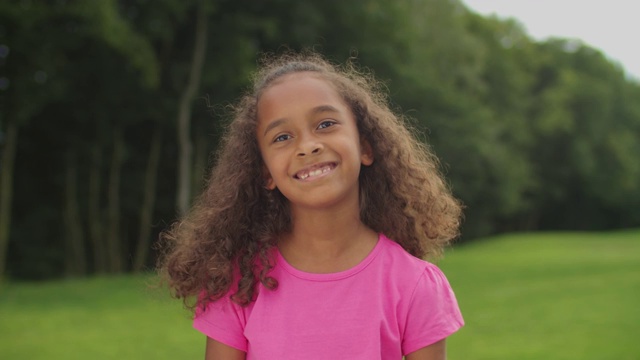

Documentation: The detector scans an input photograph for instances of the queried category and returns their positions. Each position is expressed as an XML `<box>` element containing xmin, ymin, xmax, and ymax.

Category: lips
<box><xmin>294</xmin><ymin>162</ymin><xmax>337</xmax><ymax>181</ymax></box>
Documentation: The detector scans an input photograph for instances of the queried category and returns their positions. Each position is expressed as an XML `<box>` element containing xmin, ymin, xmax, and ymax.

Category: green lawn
<box><xmin>1</xmin><ymin>229</ymin><xmax>638</xmax><ymax>359</ymax></box>
<box><xmin>441</xmin><ymin>229</ymin><xmax>640</xmax><ymax>360</ymax></box>
<box><xmin>0</xmin><ymin>275</ymin><xmax>202</xmax><ymax>359</ymax></box>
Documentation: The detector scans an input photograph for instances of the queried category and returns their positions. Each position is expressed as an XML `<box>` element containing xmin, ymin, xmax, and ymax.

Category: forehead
<box><xmin>257</xmin><ymin>72</ymin><xmax>348</xmax><ymax>119</ymax></box>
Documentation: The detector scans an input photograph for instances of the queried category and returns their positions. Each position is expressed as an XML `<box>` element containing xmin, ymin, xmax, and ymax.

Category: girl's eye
<box><xmin>274</xmin><ymin>134</ymin><xmax>291</xmax><ymax>143</ymax></box>
<box><xmin>317</xmin><ymin>120</ymin><xmax>336</xmax><ymax>130</ymax></box>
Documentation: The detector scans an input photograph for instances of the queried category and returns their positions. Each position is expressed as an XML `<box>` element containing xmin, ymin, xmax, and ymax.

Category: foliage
<box><xmin>1</xmin><ymin>0</ymin><xmax>639</xmax><ymax>279</ymax></box>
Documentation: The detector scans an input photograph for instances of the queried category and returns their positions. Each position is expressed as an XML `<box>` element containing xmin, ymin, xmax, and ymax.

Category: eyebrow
<box><xmin>263</xmin><ymin>118</ymin><xmax>287</xmax><ymax>137</ymax></box>
<box><xmin>310</xmin><ymin>104</ymin><xmax>340</xmax><ymax>116</ymax></box>
<box><xmin>262</xmin><ymin>105</ymin><xmax>341</xmax><ymax>137</ymax></box>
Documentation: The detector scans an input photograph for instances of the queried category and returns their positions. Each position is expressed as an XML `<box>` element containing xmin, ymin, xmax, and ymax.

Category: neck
<box><xmin>278</xmin><ymin>201</ymin><xmax>378</xmax><ymax>272</ymax></box>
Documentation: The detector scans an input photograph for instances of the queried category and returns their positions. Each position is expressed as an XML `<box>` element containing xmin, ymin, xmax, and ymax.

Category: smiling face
<box><xmin>256</xmin><ymin>72</ymin><xmax>373</xmax><ymax>211</ymax></box>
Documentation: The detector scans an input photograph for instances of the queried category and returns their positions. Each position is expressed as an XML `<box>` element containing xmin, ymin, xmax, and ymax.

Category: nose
<box><xmin>296</xmin><ymin>136</ymin><xmax>324</xmax><ymax>157</ymax></box>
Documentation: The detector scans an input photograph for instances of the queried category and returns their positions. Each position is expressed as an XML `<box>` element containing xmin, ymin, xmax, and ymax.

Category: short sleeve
<box><xmin>193</xmin><ymin>293</ymin><xmax>248</xmax><ymax>352</ymax></box>
<box><xmin>401</xmin><ymin>263</ymin><xmax>464</xmax><ymax>355</ymax></box>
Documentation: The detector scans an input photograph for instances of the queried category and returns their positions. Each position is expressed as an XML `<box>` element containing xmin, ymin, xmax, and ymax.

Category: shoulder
<box><xmin>377</xmin><ymin>234</ymin><xmax>434</xmax><ymax>274</ymax></box>
<box><xmin>381</xmin><ymin>236</ymin><xmax>464</xmax><ymax>354</ymax></box>
<box><xmin>377</xmin><ymin>234</ymin><xmax>459</xmax><ymax>302</ymax></box>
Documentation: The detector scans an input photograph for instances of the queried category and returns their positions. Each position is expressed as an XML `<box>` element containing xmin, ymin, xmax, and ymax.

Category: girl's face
<box><xmin>256</xmin><ymin>72</ymin><xmax>373</xmax><ymax>211</ymax></box>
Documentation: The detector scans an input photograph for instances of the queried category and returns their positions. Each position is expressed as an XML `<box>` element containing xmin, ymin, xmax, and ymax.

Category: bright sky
<box><xmin>462</xmin><ymin>0</ymin><xmax>640</xmax><ymax>81</ymax></box>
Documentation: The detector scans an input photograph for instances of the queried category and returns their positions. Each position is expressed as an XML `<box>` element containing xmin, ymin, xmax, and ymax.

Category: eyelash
<box><xmin>317</xmin><ymin>120</ymin><xmax>336</xmax><ymax>129</ymax></box>
<box><xmin>272</xmin><ymin>120</ymin><xmax>336</xmax><ymax>143</ymax></box>
<box><xmin>274</xmin><ymin>134</ymin><xmax>291</xmax><ymax>143</ymax></box>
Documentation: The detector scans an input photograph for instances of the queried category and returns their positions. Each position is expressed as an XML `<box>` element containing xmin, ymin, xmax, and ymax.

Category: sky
<box><xmin>461</xmin><ymin>0</ymin><xmax>640</xmax><ymax>81</ymax></box>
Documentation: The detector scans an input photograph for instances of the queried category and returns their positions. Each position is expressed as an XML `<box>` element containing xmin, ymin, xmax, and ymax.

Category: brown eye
<box><xmin>317</xmin><ymin>120</ymin><xmax>336</xmax><ymax>130</ymax></box>
<box><xmin>274</xmin><ymin>134</ymin><xmax>291</xmax><ymax>142</ymax></box>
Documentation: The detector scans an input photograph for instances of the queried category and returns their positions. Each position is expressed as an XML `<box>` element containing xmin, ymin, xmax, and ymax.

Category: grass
<box><xmin>0</xmin><ymin>229</ymin><xmax>638</xmax><ymax>359</ymax></box>
<box><xmin>440</xmin><ymin>229</ymin><xmax>640</xmax><ymax>360</ymax></box>
<box><xmin>0</xmin><ymin>275</ymin><xmax>202</xmax><ymax>359</ymax></box>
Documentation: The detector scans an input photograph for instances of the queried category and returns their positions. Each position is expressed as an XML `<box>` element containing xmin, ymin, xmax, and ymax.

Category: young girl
<box><xmin>160</xmin><ymin>52</ymin><xmax>464</xmax><ymax>360</ymax></box>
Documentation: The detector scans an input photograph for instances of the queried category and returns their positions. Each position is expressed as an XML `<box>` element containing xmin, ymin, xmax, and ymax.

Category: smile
<box><xmin>294</xmin><ymin>163</ymin><xmax>337</xmax><ymax>181</ymax></box>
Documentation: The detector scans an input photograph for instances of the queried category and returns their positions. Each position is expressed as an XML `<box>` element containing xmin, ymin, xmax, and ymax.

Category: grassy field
<box><xmin>0</xmin><ymin>275</ymin><xmax>202</xmax><ymax>359</ymax></box>
<box><xmin>1</xmin><ymin>229</ymin><xmax>638</xmax><ymax>359</ymax></box>
<box><xmin>441</xmin><ymin>229</ymin><xmax>640</xmax><ymax>360</ymax></box>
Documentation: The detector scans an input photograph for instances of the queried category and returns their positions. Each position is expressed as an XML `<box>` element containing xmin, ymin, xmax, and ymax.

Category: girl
<box><xmin>160</xmin><ymin>52</ymin><xmax>464</xmax><ymax>360</ymax></box>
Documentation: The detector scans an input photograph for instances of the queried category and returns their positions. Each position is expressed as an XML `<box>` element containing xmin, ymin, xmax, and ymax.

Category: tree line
<box><xmin>1</xmin><ymin>0</ymin><xmax>639</xmax><ymax>280</ymax></box>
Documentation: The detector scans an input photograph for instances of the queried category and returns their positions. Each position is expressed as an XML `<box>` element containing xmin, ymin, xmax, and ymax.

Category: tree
<box><xmin>176</xmin><ymin>0</ymin><xmax>208</xmax><ymax>216</ymax></box>
<box><xmin>1</xmin><ymin>2</ymin><xmax>72</xmax><ymax>278</ymax></box>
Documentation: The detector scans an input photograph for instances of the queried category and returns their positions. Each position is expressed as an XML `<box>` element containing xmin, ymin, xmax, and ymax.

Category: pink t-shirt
<box><xmin>193</xmin><ymin>234</ymin><xmax>464</xmax><ymax>359</ymax></box>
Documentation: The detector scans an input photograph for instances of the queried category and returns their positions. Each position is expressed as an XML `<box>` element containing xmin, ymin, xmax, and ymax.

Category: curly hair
<box><xmin>158</xmin><ymin>51</ymin><xmax>462</xmax><ymax>311</ymax></box>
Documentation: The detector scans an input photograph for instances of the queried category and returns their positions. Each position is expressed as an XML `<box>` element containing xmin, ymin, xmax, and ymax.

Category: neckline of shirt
<box><xmin>275</xmin><ymin>233</ymin><xmax>387</xmax><ymax>281</ymax></box>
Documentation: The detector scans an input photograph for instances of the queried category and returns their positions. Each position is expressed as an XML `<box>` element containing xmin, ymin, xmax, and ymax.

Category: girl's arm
<box><xmin>204</xmin><ymin>337</ymin><xmax>246</xmax><ymax>360</ymax></box>
<box><xmin>405</xmin><ymin>339</ymin><xmax>446</xmax><ymax>360</ymax></box>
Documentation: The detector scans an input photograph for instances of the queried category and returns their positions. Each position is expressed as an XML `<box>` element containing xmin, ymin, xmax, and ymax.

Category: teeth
<box><xmin>298</xmin><ymin>165</ymin><xmax>332</xmax><ymax>180</ymax></box>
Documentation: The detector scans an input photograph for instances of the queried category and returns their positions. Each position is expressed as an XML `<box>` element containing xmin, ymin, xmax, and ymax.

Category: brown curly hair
<box><xmin>158</xmin><ymin>51</ymin><xmax>462</xmax><ymax>311</ymax></box>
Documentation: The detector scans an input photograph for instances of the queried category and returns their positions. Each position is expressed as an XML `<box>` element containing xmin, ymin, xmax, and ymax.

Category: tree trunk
<box><xmin>133</xmin><ymin>127</ymin><xmax>162</xmax><ymax>272</ymax></box>
<box><xmin>63</xmin><ymin>150</ymin><xmax>87</xmax><ymax>276</ymax></box>
<box><xmin>106</xmin><ymin>127</ymin><xmax>125</xmax><ymax>272</ymax></box>
<box><xmin>0</xmin><ymin>121</ymin><xmax>18</xmax><ymax>280</ymax></box>
<box><xmin>88</xmin><ymin>143</ymin><xmax>107</xmax><ymax>273</ymax></box>
<box><xmin>192</xmin><ymin>130</ymin><xmax>208</xmax><ymax>198</ymax></box>
<box><xmin>176</xmin><ymin>0</ymin><xmax>208</xmax><ymax>215</ymax></box>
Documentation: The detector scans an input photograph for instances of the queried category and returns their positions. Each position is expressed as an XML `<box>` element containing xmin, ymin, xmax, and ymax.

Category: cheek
<box><xmin>261</xmin><ymin>151</ymin><xmax>285</xmax><ymax>177</ymax></box>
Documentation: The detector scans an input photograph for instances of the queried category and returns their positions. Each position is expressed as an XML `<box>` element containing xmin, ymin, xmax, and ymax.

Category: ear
<box><xmin>265</xmin><ymin>177</ymin><xmax>276</xmax><ymax>190</ymax></box>
<box><xmin>263</xmin><ymin>166</ymin><xmax>277</xmax><ymax>190</ymax></box>
<box><xmin>360</xmin><ymin>138</ymin><xmax>374</xmax><ymax>166</ymax></box>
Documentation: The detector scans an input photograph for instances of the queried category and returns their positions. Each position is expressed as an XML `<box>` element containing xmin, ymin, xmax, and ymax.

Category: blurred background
<box><xmin>0</xmin><ymin>0</ymin><xmax>638</xmax><ymax>359</ymax></box>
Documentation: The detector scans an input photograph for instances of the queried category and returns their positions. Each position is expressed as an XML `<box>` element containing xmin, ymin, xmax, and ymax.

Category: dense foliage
<box><xmin>1</xmin><ymin>0</ymin><xmax>639</xmax><ymax>279</ymax></box>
